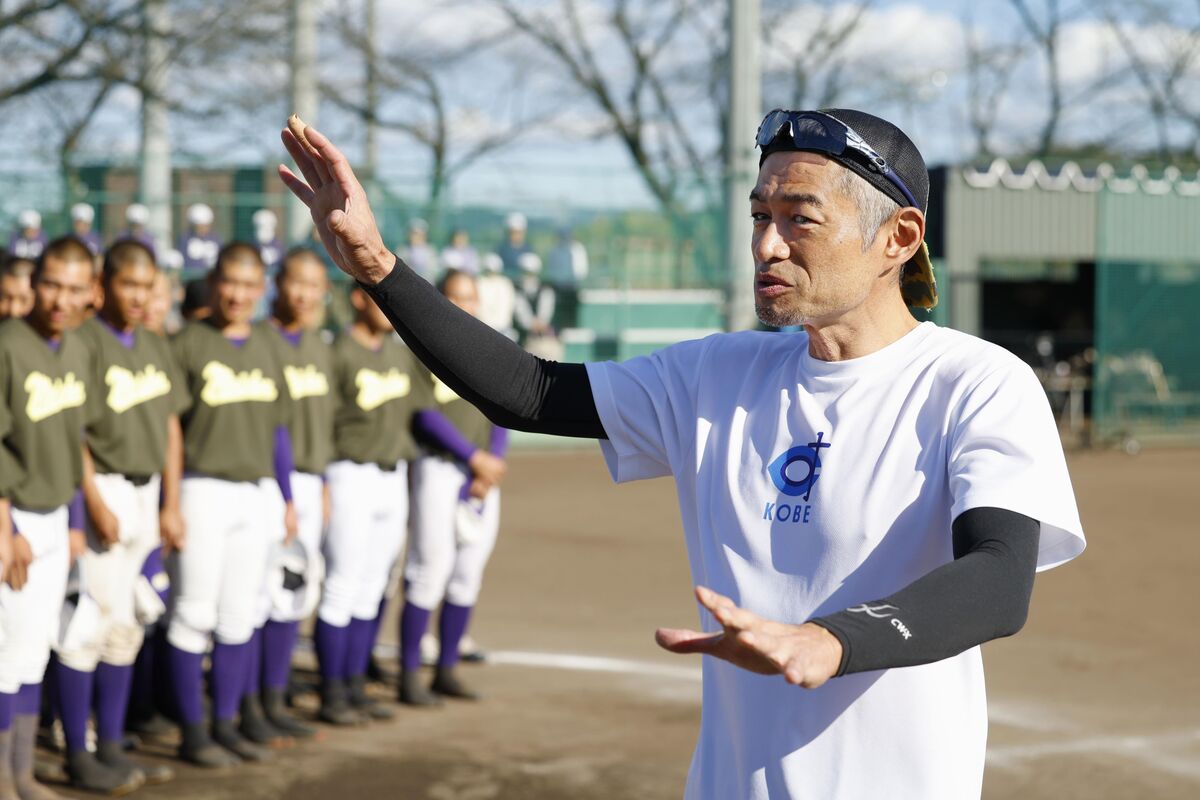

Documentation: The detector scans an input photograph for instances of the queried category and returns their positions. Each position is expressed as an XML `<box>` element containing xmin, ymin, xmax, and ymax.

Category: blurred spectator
<box><xmin>8</xmin><ymin>209</ymin><xmax>47</xmax><ymax>260</ymax></box>
<box><xmin>71</xmin><ymin>203</ymin><xmax>103</xmax><ymax>255</ymax></box>
<box><xmin>115</xmin><ymin>203</ymin><xmax>157</xmax><ymax>259</ymax></box>
<box><xmin>476</xmin><ymin>252</ymin><xmax>516</xmax><ymax>340</ymax></box>
<box><xmin>495</xmin><ymin>212</ymin><xmax>533</xmax><ymax>276</ymax></box>
<box><xmin>441</xmin><ymin>228</ymin><xmax>480</xmax><ymax>274</ymax></box>
<box><xmin>253</xmin><ymin>209</ymin><xmax>285</xmax><ymax>270</ymax></box>
<box><xmin>177</xmin><ymin>203</ymin><xmax>222</xmax><ymax>272</ymax></box>
<box><xmin>513</xmin><ymin>252</ymin><xmax>560</xmax><ymax>359</ymax></box>
<box><xmin>546</xmin><ymin>225</ymin><xmax>589</xmax><ymax>328</ymax></box>
<box><xmin>181</xmin><ymin>277</ymin><xmax>211</xmax><ymax>322</ymax></box>
<box><xmin>398</xmin><ymin>218</ymin><xmax>437</xmax><ymax>283</ymax></box>
<box><xmin>144</xmin><ymin>270</ymin><xmax>175</xmax><ymax>334</ymax></box>
<box><xmin>0</xmin><ymin>254</ymin><xmax>36</xmax><ymax>319</ymax></box>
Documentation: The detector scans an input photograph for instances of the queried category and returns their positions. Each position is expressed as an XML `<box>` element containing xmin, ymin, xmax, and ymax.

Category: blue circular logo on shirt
<box><xmin>768</xmin><ymin>432</ymin><xmax>830</xmax><ymax>501</ymax></box>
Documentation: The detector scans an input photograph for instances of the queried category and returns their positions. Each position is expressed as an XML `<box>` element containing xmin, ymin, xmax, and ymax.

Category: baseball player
<box><xmin>0</xmin><ymin>256</ymin><xmax>36</xmax><ymax>321</ymax></box>
<box><xmin>176</xmin><ymin>205</ymin><xmax>221</xmax><ymax>274</ymax></box>
<box><xmin>114</xmin><ymin>205</ymin><xmax>156</xmax><ymax>261</ymax></box>
<box><xmin>166</xmin><ymin>243</ymin><xmax>296</xmax><ymax>767</ymax></box>
<box><xmin>314</xmin><ymin>286</ymin><xmax>423</xmax><ymax>725</ymax></box>
<box><xmin>282</xmin><ymin>112</ymin><xmax>1088</xmax><ymax>800</ymax></box>
<box><xmin>250</xmin><ymin>247</ymin><xmax>335</xmax><ymax>740</ymax></box>
<box><xmin>70</xmin><ymin>204</ymin><xmax>103</xmax><ymax>257</ymax></box>
<box><xmin>50</xmin><ymin>240</ymin><xmax>181</xmax><ymax>792</ymax></box>
<box><xmin>0</xmin><ymin>237</ymin><xmax>96</xmax><ymax>800</ymax></box>
<box><xmin>6</xmin><ymin>211</ymin><xmax>47</xmax><ymax>261</ymax></box>
<box><xmin>400</xmin><ymin>270</ymin><xmax>507</xmax><ymax>706</ymax></box>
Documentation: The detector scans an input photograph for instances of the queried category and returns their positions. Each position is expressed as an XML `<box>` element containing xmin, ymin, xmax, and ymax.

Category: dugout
<box><xmin>927</xmin><ymin>160</ymin><xmax>1200</xmax><ymax>447</ymax></box>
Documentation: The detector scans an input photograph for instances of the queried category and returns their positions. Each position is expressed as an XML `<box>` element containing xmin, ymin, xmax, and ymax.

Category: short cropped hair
<box><xmin>212</xmin><ymin>242</ymin><xmax>264</xmax><ymax>278</ymax></box>
<box><xmin>436</xmin><ymin>268</ymin><xmax>475</xmax><ymax>295</ymax></box>
<box><xmin>277</xmin><ymin>246</ymin><xmax>327</xmax><ymax>284</ymax></box>
<box><xmin>35</xmin><ymin>236</ymin><xmax>94</xmax><ymax>277</ymax></box>
<box><xmin>837</xmin><ymin>165</ymin><xmax>900</xmax><ymax>253</ymax></box>
<box><xmin>102</xmin><ymin>239</ymin><xmax>157</xmax><ymax>282</ymax></box>
<box><xmin>0</xmin><ymin>254</ymin><xmax>35</xmax><ymax>280</ymax></box>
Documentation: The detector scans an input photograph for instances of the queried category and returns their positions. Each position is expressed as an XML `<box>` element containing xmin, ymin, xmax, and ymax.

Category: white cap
<box><xmin>17</xmin><ymin>209</ymin><xmax>41</xmax><ymax>230</ymax></box>
<box><xmin>408</xmin><ymin>217</ymin><xmax>428</xmax><ymax>233</ymax></box>
<box><xmin>506</xmin><ymin>212</ymin><xmax>527</xmax><ymax>231</ymax></box>
<box><xmin>481</xmin><ymin>252</ymin><xmax>503</xmax><ymax>273</ymax></box>
<box><xmin>518</xmin><ymin>252</ymin><xmax>542</xmax><ymax>274</ymax></box>
<box><xmin>71</xmin><ymin>203</ymin><xmax>95</xmax><ymax>224</ymax></box>
<box><xmin>187</xmin><ymin>203</ymin><xmax>214</xmax><ymax>226</ymax></box>
<box><xmin>161</xmin><ymin>249</ymin><xmax>184</xmax><ymax>270</ymax></box>
<box><xmin>252</xmin><ymin>208</ymin><xmax>277</xmax><ymax>230</ymax></box>
<box><xmin>126</xmin><ymin>203</ymin><xmax>149</xmax><ymax>226</ymax></box>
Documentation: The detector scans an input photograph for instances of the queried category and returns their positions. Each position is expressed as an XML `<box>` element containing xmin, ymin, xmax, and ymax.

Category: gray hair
<box><xmin>837</xmin><ymin>166</ymin><xmax>900</xmax><ymax>252</ymax></box>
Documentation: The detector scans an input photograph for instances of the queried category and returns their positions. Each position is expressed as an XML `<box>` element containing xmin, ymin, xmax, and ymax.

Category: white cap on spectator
<box><xmin>71</xmin><ymin>203</ymin><xmax>95</xmax><ymax>224</ymax></box>
<box><xmin>252</xmin><ymin>209</ymin><xmax>277</xmax><ymax>240</ymax></box>
<box><xmin>481</xmin><ymin>252</ymin><xmax>503</xmax><ymax>274</ymax></box>
<box><xmin>187</xmin><ymin>203</ymin><xmax>214</xmax><ymax>227</ymax></box>
<box><xmin>17</xmin><ymin>209</ymin><xmax>41</xmax><ymax>230</ymax></box>
<box><xmin>518</xmin><ymin>252</ymin><xmax>542</xmax><ymax>274</ymax></box>
<box><xmin>506</xmin><ymin>212</ymin><xmax>527</xmax><ymax>231</ymax></box>
<box><xmin>162</xmin><ymin>249</ymin><xmax>184</xmax><ymax>270</ymax></box>
<box><xmin>408</xmin><ymin>218</ymin><xmax>428</xmax><ymax>233</ymax></box>
<box><xmin>126</xmin><ymin>203</ymin><xmax>149</xmax><ymax>226</ymax></box>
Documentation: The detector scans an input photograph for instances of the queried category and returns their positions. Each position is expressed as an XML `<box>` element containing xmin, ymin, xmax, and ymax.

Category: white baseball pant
<box><xmin>0</xmin><ymin>506</ymin><xmax>69</xmax><ymax>691</ymax></box>
<box><xmin>167</xmin><ymin>476</ymin><xmax>271</xmax><ymax>654</ymax></box>
<box><xmin>57</xmin><ymin>474</ymin><xmax>162</xmax><ymax>671</ymax></box>
<box><xmin>318</xmin><ymin>460</ymin><xmax>407</xmax><ymax>627</ymax></box>
<box><xmin>404</xmin><ymin>457</ymin><xmax>500</xmax><ymax>610</ymax></box>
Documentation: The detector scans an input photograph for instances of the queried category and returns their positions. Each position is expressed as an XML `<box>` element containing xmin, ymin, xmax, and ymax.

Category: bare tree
<box><xmin>1007</xmin><ymin>0</ymin><xmax>1072</xmax><ymax>156</ymax></box>
<box><xmin>961</xmin><ymin>18</ymin><xmax>1027</xmax><ymax>159</ymax></box>
<box><xmin>492</xmin><ymin>0</ymin><xmax>725</xmax><ymax>226</ymax></box>
<box><xmin>325</xmin><ymin>3</ymin><xmax>554</xmax><ymax>229</ymax></box>
<box><xmin>760</xmin><ymin>0</ymin><xmax>874</xmax><ymax>112</ymax></box>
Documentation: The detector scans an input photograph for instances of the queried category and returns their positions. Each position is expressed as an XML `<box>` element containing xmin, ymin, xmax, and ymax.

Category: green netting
<box><xmin>1094</xmin><ymin>261</ymin><xmax>1200</xmax><ymax>444</ymax></box>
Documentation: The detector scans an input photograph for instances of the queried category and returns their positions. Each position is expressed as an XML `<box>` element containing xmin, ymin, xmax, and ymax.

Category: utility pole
<box><xmin>364</xmin><ymin>0</ymin><xmax>379</xmax><ymax>181</ymax></box>
<box><xmin>725</xmin><ymin>0</ymin><xmax>761</xmax><ymax>332</ymax></box>
<box><xmin>289</xmin><ymin>0</ymin><xmax>319</xmax><ymax>244</ymax></box>
<box><xmin>140</xmin><ymin>0</ymin><xmax>172</xmax><ymax>255</ymax></box>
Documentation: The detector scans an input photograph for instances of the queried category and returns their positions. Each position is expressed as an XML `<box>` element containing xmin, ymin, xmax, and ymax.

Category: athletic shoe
<box><xmin>96</xmin><ymin>739</ymin><xmax>174</xmax><ymax>786</ymax></box>
<box><xmin>431</xmin><ymin>667</ymin><xmax>481</xmax><ymax>701</ymax></box>
<box><xmin>347</xmin><ymin>675</ymin><xmax>395</xmax><ymax>720</ymax></box>
<box><xmin>65</xmin><ymin>750</ymin><xmax>144</xmax><ymax>796</ymax></box>
<box><xmin>459</xmin><ymin>635</ymin><xmax>488</xmax><ymax>664</ymax></box>
<box><xmin>318</xmin><ymin>680</ymin><xmax>366</xmax><ymax>727</ymax></box>
<box><xmin>211</xmin><ymin>720</ymin><xmax>272</xmax><ymax>763</ymax></box>
<box><xmin>178</xmin><ymin>723</ymin><xmax>240</xmax><ymax>769</ymax></box>
<box><xmin>262</xmin><ymin>688</ymin><xmax>317</xmax><ymax>739</ymax></box>
<box><xmin>239</xmin><ymin>693</ymin><xmax>291</xmax><ymax>747</ymax></box>
<box><xmin>398</xmin><ymin>671</ymin><xmax>443</xmax><ymax>707</ymax></box>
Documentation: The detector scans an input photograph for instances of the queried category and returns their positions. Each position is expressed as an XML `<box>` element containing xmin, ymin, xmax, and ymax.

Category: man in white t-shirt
<box><xmin>280</xmin><ymin>109</ymin><xmax>1086</xmax><ymax>800</ymax></box>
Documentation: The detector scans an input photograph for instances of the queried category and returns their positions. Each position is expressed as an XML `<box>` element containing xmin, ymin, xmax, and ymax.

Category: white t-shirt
<box><xmin>585</xmin><ymin>322</ymin><xmax>1085</xmax><ymax>800</ymax></box>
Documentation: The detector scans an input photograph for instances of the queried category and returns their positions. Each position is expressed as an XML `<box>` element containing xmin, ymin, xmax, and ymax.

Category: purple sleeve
<box><xmin>68</xmin><ymin>489</ymin><xmax>85</xmax><ymax>530</ymax></box>
<box><xmin>489</xmin><ymin>426</ymin><xmax>509</xmax><ymax>458</ymax></box>
<box><xmin>273</xmin><ymin>425</ymin><xmax>295</xmax><ymax>503</ymax></box>
<box><xmin>414</xmin><ymin>410</ymin><xmax>477</xmax><ymax>464</ymax></box>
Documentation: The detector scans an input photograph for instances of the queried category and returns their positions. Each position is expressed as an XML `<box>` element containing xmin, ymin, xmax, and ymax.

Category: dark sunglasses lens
<box><xmin>756</xmin><ymin>110</ymin><xmax>791</xmax><ymax>146</ymax></box>
<box><xmin>792</xmin><ymin>116</ymin><xmax>843</xmax><ymax>153</ymax></box>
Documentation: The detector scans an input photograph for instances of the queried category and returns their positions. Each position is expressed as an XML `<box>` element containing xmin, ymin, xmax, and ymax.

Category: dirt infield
<box><xmin>53</xmin><ymin>446</ymin><xmax>1198</xmax><ymax>799</ymax></box>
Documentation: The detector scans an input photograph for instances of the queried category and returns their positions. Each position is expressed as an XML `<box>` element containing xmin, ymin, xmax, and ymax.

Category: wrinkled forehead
<box><xmin>754</xmin><ymin>151</ymin><xmax>842</xmax><ymax>196</ymax></box>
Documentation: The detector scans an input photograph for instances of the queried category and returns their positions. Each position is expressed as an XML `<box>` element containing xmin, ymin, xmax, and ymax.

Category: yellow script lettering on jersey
<box><xmin>355</xmin><ymin>368</ymin><xmax>410</xmax><ymax>411</ymax></box>
<box><xmin>199</xmin><ymin>360</ymin><xmax>279</xmax><ymax>406</ymax></box>
<box><xmin>284</xmin><ymin>364</ymin><xmax>330</xmax><ymax>400</ymax></box>
<box><xmin>432</xmin><ymin>375</ymin><xmax>460</xmax><ymax>405</ymax></box>
<box><xmin>106</xmin><ymin>364</ymin><xmax>172</xmax><ymax>413</ymax></box>
<box><xmin>25</xmin><ymin>371</ymin><xmax>87</xmax><ymax>422</ymax></box>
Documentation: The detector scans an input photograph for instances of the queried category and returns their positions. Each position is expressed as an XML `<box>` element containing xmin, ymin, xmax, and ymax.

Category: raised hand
<box><xmin>279</xmin><ymin>117</ymin><xmax>395</xmax><ymax>285</ymax></box>
<box><xmin>655</xmin><ymin>586</ymin><xmax>843</xmax><ymax>689</ymax></box>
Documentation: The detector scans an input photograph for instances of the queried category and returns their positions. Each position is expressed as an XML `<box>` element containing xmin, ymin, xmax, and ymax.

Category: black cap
<box><xmin>759</xmin><ymin>108</ymin><xmax>936</xmax><ymax>308</ymax></box>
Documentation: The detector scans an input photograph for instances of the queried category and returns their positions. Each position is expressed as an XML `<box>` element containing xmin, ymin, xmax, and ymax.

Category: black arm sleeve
<box><xmin>361</xmin><ymin>260</ymin><xmax>606</xmax><ymax>439</ymax></box>
<box><xmin>810</xmin><ymin>507</ymin><xmax>1040</xmax><ymax>676</ymax></box>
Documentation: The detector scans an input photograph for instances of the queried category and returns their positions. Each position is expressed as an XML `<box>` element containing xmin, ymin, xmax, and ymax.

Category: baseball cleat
<box><xmin>262</xmin><ymin>689</ymin><xmax>317</xmax><ymax>739</ymax></box>
<box><xmin>12</xmin><ymin>715</ymin><xmax>66</xmax><ymax>800</ymax></box>
<box><xmin>347</xmin><ymin>676</ymin><xmax>395</xmax><ymax>720</ymax></box>
<box><xmin>239</xmin><ymin>694</ymin><xmax>292</xmax><ymax>747</ymax></box>
<box><xmin>431</xmin><ymin>667</ymin><xmax>481</xmax><ymax>701</ymax></box>
<box><xmin>96</xmin><ymin>740</ymin><xmax>173</xmax><ymax>786</ymax></box>
<box><xmin>458</xmin><ymin>636</ymin><xmax>488</xmax><ymax>664</ymax></box>
<box><xmin>178</xmin><ymin>724</ymin><xmax>241</xmax><ymax>769</ymax></box>
<box><xmin>65</xmin><ymin>751</ymin><xmax>145</xmax><ymax>797</ymax></box>
<box><xmin>125</xmin><ymin>711</ymin><xmax>174</xmax><ymax>740</ymax></box>
<box><xmin>318</xmin><ymin>680</ymin><xmax>367</xmax><ymax>727</ymax></box>
<box><xmin>211</xmin><ymin>720</ymin><xmax>273</xmax><ymax>763</ymax></box>
<box><xmin>398</xmin><ymin>671</ymin><xmax>443</xmax><ymax>708</ymax></box>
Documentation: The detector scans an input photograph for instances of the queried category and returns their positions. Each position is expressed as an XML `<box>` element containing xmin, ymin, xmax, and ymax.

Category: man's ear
<box><xmin>884</xmin><ymin>208</ymin><xmax>925</xmax><ymax>266</ymax></box>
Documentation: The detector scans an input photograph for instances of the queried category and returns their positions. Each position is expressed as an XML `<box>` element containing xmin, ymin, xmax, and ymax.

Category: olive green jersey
<box><xmin>414</xmin><ymin>367</ymin><xmax>494</xmax><ymax>460</ymax></box>
<box><xmin>263</xmin><ymin>322</ymin><xmax>336</xmax><ymax>474</ymax></box>
<box><xmin>78</xmin><ymin>316</ymin><xmax>188</xmax><ymax>478</ymax></box>
<box><xmin>0</xmin><ymin>318</ymin><xmax>96</xmax><ymax>509</ymax></box>
<box><xmin>331</xmin><ymin>332</ymin><xmax>426</xmax><ymax>466</ymax></box>
<box><xmin>172</xmin><ymin>320</ymin><xmax>292</xmax><ymax>483</ymax></box>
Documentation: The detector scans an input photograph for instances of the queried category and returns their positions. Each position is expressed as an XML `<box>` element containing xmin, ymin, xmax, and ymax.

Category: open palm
<box><xmin>279</xmin><ymin>120</ymin><xmax>394</xmax><ymax>284</ymax></box>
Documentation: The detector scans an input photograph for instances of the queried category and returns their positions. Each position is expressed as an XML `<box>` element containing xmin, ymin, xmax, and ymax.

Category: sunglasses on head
<box><xmin>755</xmin><ymin>110</ymin><xmax>919</xmax><ymax>209</ymax></box>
